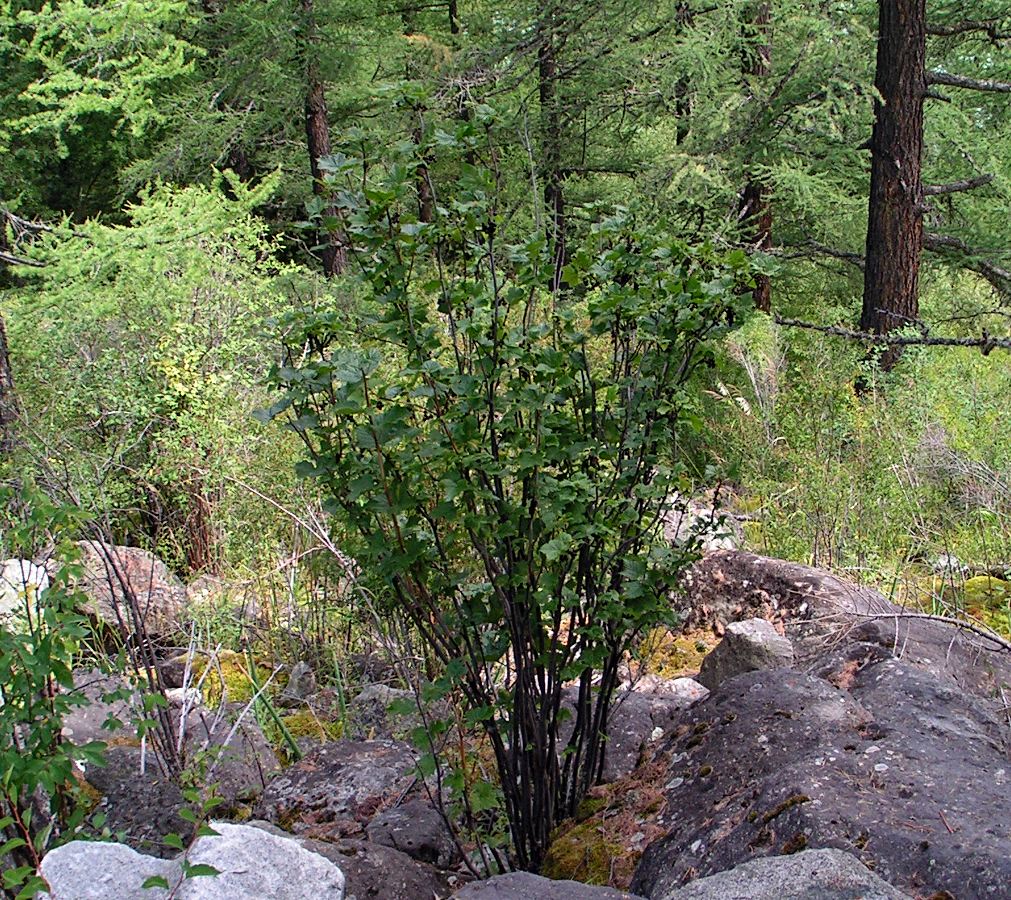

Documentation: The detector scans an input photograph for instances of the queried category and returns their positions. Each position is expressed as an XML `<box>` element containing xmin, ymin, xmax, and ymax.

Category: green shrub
<box><xmin>261</xmin><ymin>127</ymin><xmax>751</xmax><ymax>868</ymax></box>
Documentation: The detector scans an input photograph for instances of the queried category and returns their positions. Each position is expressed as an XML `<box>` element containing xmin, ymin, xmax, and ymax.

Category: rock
<box><xmin>630</xmin><ymin>653</ymin><xmax>1011</xmax><ymax>899</ymax></box>
<box><xmin>348</xmin><ymin>683</ymin><xmax>419</xmax><ymax>740</ymax></box>
<box><xmin>656</xmin><ymin>849</ymin><xmax>909</xmax><ymax>900</ymax></box>
<box><xmin>663</xmin><ymin>495</ymin><xmax>741</xmax><ymax>555</ymax></box>
<box><xmin>278</xmin><ymin>660</ymin><xmax>317</xmax><ymax>708</ymax></box>
<box><xmin>85</xmin><ymin>746</ymin><xmax>192</xmax><ymax>857</ymax></box>
<box><xmin>453</xmin><ymin>872</ymin><xmax>645</xmax><ymax>899</ymax></box>
<box><xmin>183</xmin><ymin>706</ymin><xmax>280</xmax><ymax>811</ymax></box>
<box><xmin>72</xmin><ymin>541</ymin><xmax>187</xmax><ymax>637</ymax></box>
<box><xmin>254</xmin><ymin>739</ymin><xmax>419</xmax><ymax>839</ymax></box>
<box><xmin>39</xmin><ymin>822</ymin><xmax>347</xmax><ymax>899</ymax></box>
<box><xmin>182</xmin><ymin>821</ymin><xmax>345</xmax><ymax>899</ymax></box>
<box><xmin>680</xmin><ymin>550</ymin><xmax>1011</xmax><ymax>705</ymax></box>
<box><xmin>62</xmin><ymin>668</ymin><xmax>138</xmax><ymax>747</ymax></box>
<box><xmin>250</xmin><ymin>821</ymin><xmax>462</xmax><ymax>900</ymax></box>
<box><xmin>0</xmin><ymin>558</ymin><xmax>49</xmax><ymax>617</ymax></box>
<box><xmin>696</xmin><ymin>618</ymin><xmax>793</xmax><ymax>691</ymax></box>
<box><xmin>39</xmin><ymin>840</ymin><xmax>178</xmax><ymax>899</ymax></box>
<box><xmin>366</xmin><ymin>798</ymin><xmax>459</xmax><ymax>868</ymax></box>
<box><xmin>625</xmin><ymin>676</ymin><xmax>709</xmax><ymax>706</ymax></box>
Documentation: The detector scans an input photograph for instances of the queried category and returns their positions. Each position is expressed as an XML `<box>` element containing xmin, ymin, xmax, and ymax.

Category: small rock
<box><xmin>39</xmin><ymin>840</ymin><xmax>178</xmax><ymax>899</ymax></box>
<box><xmin>696</xmin><ymin>618</ymin><xmax>793</xmax><ymax>691</ymax></box>
<box><xmin>655</xmin><ymin>848</ymin><xmax>908</xmax><ymax>900</ymax></box>
<box><xmin>182</xmin><ymin>821</ymin><xmax>345</xmax><ymax>899</ymax></box>
<box><xmin>453</xmin><ymin>872</ymin><xmax>644</xmax><ymax>898</ymax></box>
<box><xmin>278</xmin><ymin>661</ymin><xmax>317</xmax><ymax>708</ymax></box>
<box><xmin>366</xmin><ymin>798</ymin><xmax>459</xmax><ymax>868</ymax></box>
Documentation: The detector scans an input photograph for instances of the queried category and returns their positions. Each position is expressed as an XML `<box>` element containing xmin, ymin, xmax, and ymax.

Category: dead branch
<box><xmin>774</xmin><ymin>316</ymin><xmax>1011</xmax><ymax>354</ymax></box>
<box><xmin>846</xmin><ymin>608</ymin><xmax>1011</xmax><ymax>653</ymax></box>
<box><xmin>924</xmin><ymin>173</ymin><xmax>994</xmax><ymax>195</ymax></box>
<box><xmin>927</xmin><ymin>70</ymin><xmax>1011</xmax><ymax>93</ymax></box>
<box><xmin>924</xmin><ymin>232</ymin><xmax>1011</xmax><ymax>296</ymax></box>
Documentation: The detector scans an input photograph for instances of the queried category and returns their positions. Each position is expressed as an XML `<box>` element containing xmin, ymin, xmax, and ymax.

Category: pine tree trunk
<box><xmin>861</xmin><ymin>0</ymin><xmax>926</xmax><ymax>370</ymax></box>
<box><xmin>302</xmin><ymin>0</ymin><xmax>347</xmax><ymax>277</ymax></box>
<box><xmin>740</xmin><ymin>2</ymin><xmax>772</xmax><ymax>313</ymax></box>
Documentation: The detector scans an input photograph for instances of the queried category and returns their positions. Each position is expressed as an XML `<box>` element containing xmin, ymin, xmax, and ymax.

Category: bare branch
<box><xmin>927</xmin><ymin>70</ymin><xmax>1011</xmax><ymax>93</ymax></box>
<box><xmin>924</xmin><ymin>232</ymin><xmax>1011</xmax><ymax>296</ymax></box>
<box><xmin>927</xmin><ymin>20</ymin><xmax>1011</xmax><ymax>41</ymax></box>
<box><xmin>774</xmin><ymin>315</ymin><xmax>1011</xmax><ymax>354</ymax></box>
<box><xmin>0</xmin><ymin>251</ymin><xmax>44</xmax><ymax>268</ymax></box>
<box><xmin>924</xmin><ymin>173</ymin><xmax>994</xmax><ymax>195</ymax></box>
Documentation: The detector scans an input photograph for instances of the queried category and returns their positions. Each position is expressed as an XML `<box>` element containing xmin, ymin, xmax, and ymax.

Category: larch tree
<box><xmin>860</xmin><ymin>0</ymin><xmax>927</xmax><ymax>370</ymax></box>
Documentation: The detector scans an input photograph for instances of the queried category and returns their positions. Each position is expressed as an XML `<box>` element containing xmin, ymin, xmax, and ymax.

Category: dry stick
<box><xmin>774</xmin><ymin>316</ymin><xmax>1011</xmax><ymax>354</ymax></box>
<box><xmin>844</xmin><ymin>609</ymin><xmax>1011</xmax><ymax>653</ymax></box>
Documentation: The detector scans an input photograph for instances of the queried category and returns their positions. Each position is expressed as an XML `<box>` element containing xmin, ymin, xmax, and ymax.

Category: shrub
<box><xmin>261</xmin><ymin>130</ymin><xmax>750</xmax><ymax>868</ymax></box>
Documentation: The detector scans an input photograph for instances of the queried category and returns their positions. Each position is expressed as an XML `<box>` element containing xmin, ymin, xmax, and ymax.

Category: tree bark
<box><xmin>0</xmin><ymin>313</ymin><xmax>17</xmax><ymax>459</ymax></box>
<box><xmin>739</xmin><ymin>2</ymin><xmax>773</xmax><ymax>313</ymax></box>
<box><xmin>860</xmin><ymin>0</ymin><xmax>926</xmax><ymax>370</ymax></box>
<box><xmin>538</xmin><ymin>3</ymin><xmax>566</xmax><ymax>293</ymax></box>
<box><xmin>301</xmin><ymin>0</ymin><xmax>347</xmax><ymax>277</ymax></box>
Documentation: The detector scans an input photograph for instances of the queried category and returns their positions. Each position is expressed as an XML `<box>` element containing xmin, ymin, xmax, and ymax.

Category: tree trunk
<box><xmin>739</xmin><ymin>2</ymin><xmax>773</xmax><ymax>313</ymax></box>
<box><xmin>0</xmin><ymin>312</ymin><xmax>17</xmax><ymax>458</ymax></box>
<box><xmin>301</xmin><ymin>0</ymin><xmax>347</xmax><ymax>277</ymax></box>
<box><xmin>861</xmin><ymin>0</ymin><xmax>926</xmax><ymax>370</ymax></box>
<box><xmin>538</xmin><ymin>5</ymin><xmax>565</xmax><ymax>293</ymax></box>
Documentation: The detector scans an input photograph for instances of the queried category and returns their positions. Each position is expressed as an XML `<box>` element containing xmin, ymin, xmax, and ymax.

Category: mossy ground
<box><xmin>170</xmin><ymin>649</ymin><xmax>272</xmax><ymax>708</ymax></box>
<box><xmin>629</xmin><ymin>627</ymin><xmax>720</xmax><ymax>680</ymax></box>
<box><xmin>541</xmin><ymin>756</ymin><xmax>669</xmax><ymax>889</ymax></box>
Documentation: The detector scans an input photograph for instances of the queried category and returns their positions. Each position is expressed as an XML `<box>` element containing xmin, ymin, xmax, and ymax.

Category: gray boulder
<box><xmin>183</xmin><ymin>822</ymin><xmax>345</xmax><ymax>899</ymax></box>
<box><xmin>366</xmin><ymin>797</ymin><xmax>459</xmax><ymax>868</ymax></box>
<box><xmin>453</xmin><ymin>872</ymin><xmax>645</xmax><ymax>899</ymax></box>
<box><xmin>348</xmin><ymin>683</ymin><xmax>420</xmax><ymax>740</ymax></box>
<box><xmin>657</xmin><ymin>849</ymin><xmax>908</xmax><ymax>900</ymax></box>
<box><xmin>39</xmin><ymin>841</ymin><xmax>177</xmax><ymax>899</ymax></box>
<box><xmin>630</xmin><ymin>651</ymin><xmax>1011</xmax><ymax>899</ymax></box>
<box><xmin>39</xmin><ymin>822</ymin><xmax>346</xmax><ymax>899</ymax></box>
<box><xmin>696</xmin><ymin>618</ymin><xmax>793</xmax><ymax>691</ymax></box>
<box><xmin>254</xmin><ymin>739</ymin><xmax>419</xmax><ymax>838</ymax></box>
<box><xmin>0</xmin><ymin>558</ymin><xmax>49</xmax><ymax>618</ymax></box>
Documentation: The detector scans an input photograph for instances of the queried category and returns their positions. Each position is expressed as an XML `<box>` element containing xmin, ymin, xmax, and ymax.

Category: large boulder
<box><xmin>681</xmin><ymin>550</ymin><xmax>1011</xmax><ymax>704</ymax></box>
<box><xmin>630</xmin><ymin>648</ymin><xmax>1011</xmax><ymax>899</ymax></box>
<box><xmin>453</xmin><ymin>872</ymin><xmax>645</xmax><ymax>899</ymax></box>
<box><xmin>696</xmin><ymin>618</ymin><xmax>794</xmax><ymax>691</ymax></box>
<box><xmin>254</xmin><ymin>739</ymin><xmax>420</xmax><ymax>839</ymax></box>
<box><xmin>656</xmin><ymin>848</ymin><xmax>908</xmax><ymax>900</ymax></box>
<box><xmin>72</xmin><ymin>541</ymin><xmax>188</xmax><ymax>636</ymax></box>
<box><xmin>39</xmin><ymin>822</ymin><xmax>346</xmax><ymax>899</ymax></box>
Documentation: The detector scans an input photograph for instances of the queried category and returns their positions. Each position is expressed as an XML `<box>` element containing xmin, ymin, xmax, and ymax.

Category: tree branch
<box><xmin>927</xmin><ymin>20</ymin><xmax>1011</xmax><ymax>42</ymax></box>
<box><xmin>927</xmin><ymin>70</ymin><xmax>1011</xmax><ymax>93</ymax></box>
<box><xmin>924</xmin><ymin>232</ymin><xmax>1011</xmax><ymax>296</ymax></box>
<box><xmin>924</xmin><ymin>173</ymin><xmax>994</xmax><ymax>195</ymax></box>
<box><xmin>0</xmin><ymin>250</ymin><xmax>44</xmax><ymax>268</ymax></box>
<box><xmin>774</xmin><ymin>315</ymin><xmax>1011</xmax><ymax>355</ymax></box>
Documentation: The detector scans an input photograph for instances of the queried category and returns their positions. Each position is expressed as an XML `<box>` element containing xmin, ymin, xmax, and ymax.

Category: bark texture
<box><xmin>302</xmin><ymin>0</ymin><xmax>347</xmax><ymax>277</ymax></box>
<box><xmin>739</xmin><ymin>2</ymin><xmax>773</xmax><ymax>312</ymax></box>
<box><xmin>861</xmin><ymin>0</ymin><xmax>926</xmax><ymax>370</ymax></box>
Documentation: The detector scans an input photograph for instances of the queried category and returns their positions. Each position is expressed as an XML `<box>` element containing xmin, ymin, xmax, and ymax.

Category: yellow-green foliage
<box><xmin>279</xmin><ymin>709</ymin><xmax>340</xmax><ymax>741</ymax></box>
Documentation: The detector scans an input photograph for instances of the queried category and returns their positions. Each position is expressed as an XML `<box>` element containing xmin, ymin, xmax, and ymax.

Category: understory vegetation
<box><xmin>1</xmin><ymin>0</ymin><xmax>1010</xmax><ymax>887</ymax></box>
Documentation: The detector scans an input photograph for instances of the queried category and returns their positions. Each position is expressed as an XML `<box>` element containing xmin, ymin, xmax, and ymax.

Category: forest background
<box><xmin>2</xmin><ymin>0</ymin><xmax>1011</xmax><ymax>874</ymax></box>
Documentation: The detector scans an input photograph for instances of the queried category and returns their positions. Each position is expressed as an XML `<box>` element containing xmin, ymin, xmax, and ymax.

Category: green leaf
<box><xmin>142</xmin><ymin>876</ymin><xmax>171</xmax><ymax>890</ymax></box>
